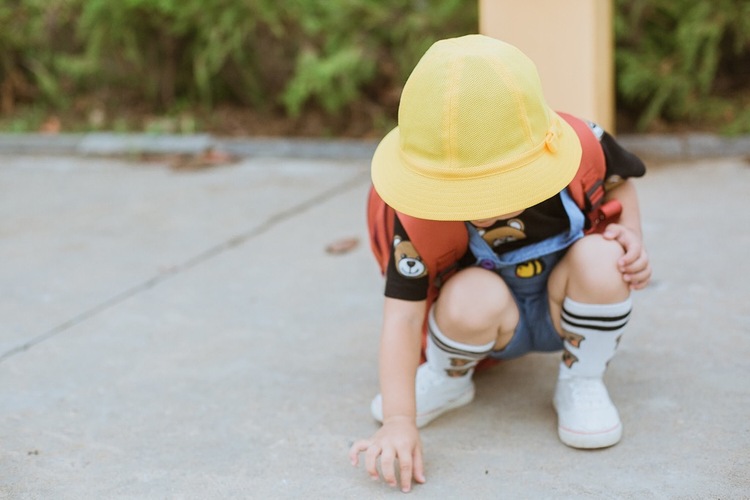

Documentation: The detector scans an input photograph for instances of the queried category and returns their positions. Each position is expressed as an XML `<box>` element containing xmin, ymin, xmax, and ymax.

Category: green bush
<box><xmin>75</xmin><ymin>0</ymin><xmax>287</xmax><ymax>108</ymax></box>
<box><xmin>0</xmin><ymin>0</ymin><xmax>476</xmax><ymax>134</ymax></box>
<box><xmin>1</xmin><ymin>0</ymin><xmax>749</xmax><ymax>135</ymax></box>
<box><xmin>280</xmin><ymin>0</ymin><xmax>472</xmax><ymax>120</ymax></box>
<box><xmin>0</xmin><ymin>0</ymin><xmax>75</xmax><ymax>110</ymax></box>
<box><xmin>615</xmin><ymin>0</ymin><xmax>750</xmax><ymax>132</ymax></box>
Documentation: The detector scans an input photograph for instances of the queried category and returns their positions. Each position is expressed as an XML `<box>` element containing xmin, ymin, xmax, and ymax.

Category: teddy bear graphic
<box><xmin>477</xmin><ymin>218</ymin><xmax>526</xmax><ymax>248</ymax></box>
<box><xmin>445</xmin><ymin>357</ymin><xmax>474</xmax><ymax>377</ymax></box>
<box><xmin>562</xmin><ymin>332</ymin><xmax>585</xmax><ymax>368</ymax></box>
<box><xmin>393</xmin><ymin>235</ymin><xmax>428</xmax><ymax>279</ymax></box>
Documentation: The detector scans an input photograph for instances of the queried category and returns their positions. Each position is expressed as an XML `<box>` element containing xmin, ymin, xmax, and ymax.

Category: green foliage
<box><xmin>279</xmin><ymin>0</ymin><xmax>473</xmax><ymax>118</ymax></box>
<box><xmin>0</xmin><ymin>0</ymin><xmax>476</xmax><ymax>133</ymax></box>
<box><xmin>2</xmin><ymin>0</ymin><xmax>750</xmax><ymax>134</ymax></box>
<box><xmin>615</xmin><ymin>0</ymin><xmax>750</xmax><ymax>132</ymax></box>
<box><xmin>283</xmin><ymin>46</ymin><xmax>376</xmax><ymax>117</ymax></box>
<box><xmin>74</xmin><ymin>0</ymin><xmax>284</xmax><ymax>108</ymax></box>
<box><xmin>0</xmin><ymin>0</ymin><xmax>76</xmax><ymax>110</ymax></box>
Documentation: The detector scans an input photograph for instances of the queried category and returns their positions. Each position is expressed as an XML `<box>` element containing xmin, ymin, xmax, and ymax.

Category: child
<box><xmin>349</xmin><ymin>34</ymin><xmax>651</xmax><ymax>493</ymax></box>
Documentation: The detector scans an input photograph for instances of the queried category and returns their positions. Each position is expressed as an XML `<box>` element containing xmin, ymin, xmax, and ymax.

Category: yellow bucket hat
<box><xmin>371</xmin><ymin>34</ymin><xmax>582</xmax><ymax>221</ymax></box>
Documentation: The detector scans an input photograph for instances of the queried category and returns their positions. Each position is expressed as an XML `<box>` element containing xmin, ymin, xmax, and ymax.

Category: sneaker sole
<box><xmin>557</xmin><ymin>422</ymin><xmax>622</xmax><ymax>449</ymax></box>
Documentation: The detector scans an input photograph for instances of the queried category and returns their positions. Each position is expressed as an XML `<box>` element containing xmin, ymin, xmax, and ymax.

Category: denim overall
<box><xmin>466</xmin><ymin>190</ymin><xmax>586</xmax><ymax>360</ymax></box>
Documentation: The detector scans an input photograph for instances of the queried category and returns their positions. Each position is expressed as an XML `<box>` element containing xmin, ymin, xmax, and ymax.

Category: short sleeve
<box><xmin>384</xmin><ymin>216</ymin><xmax>430</xmax><ymax>301</ymax></box>
<box><xmin>600</xmin><ymin>130</ymin><xmax>647</xmax><ymax>182</ymax></box>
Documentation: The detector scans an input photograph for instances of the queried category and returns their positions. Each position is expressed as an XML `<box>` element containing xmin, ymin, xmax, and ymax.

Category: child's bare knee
<box><xmin>565</xmin><ymin>235</ymin><xmax>629</xmax><ymax>300</ymax></box>
<box><xmin>436</xmin><ymin>268</ymin><xmax>516</xmax><ymax>335</ymax></box>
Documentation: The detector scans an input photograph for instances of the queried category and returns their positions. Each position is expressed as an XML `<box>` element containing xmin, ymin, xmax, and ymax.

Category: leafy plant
<box><xmin>615</xmin><ymin>0</ymin><xmax>750</xmax><ymax>131</ymax></box>
<box><xmin>280</xmin><ymin>0</ymin><xmax>475</xmax><ymax>121</ymax></box>
<box><xmin>0</xmin><ymin>0</ymin><xmax>76</xmax><ymax>111</ymax></box>
<box><xmin>3</xmin><ymin>0</ymin><xmax>749</xmax><ymax>135</ymax></box>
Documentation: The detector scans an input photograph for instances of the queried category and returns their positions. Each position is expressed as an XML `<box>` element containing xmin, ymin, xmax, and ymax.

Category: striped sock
<box><xmin>559</xmin><ymin>297</ymin><xmax>632</xmax><ymax>378</ymax></box>
<box><xmin>427</xmin><ymin>306</ymin><xmax>495</xmax><ymax>378</ymax></box>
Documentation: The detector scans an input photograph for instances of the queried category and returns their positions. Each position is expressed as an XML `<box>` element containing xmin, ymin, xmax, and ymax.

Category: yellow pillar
<box><xmin>479</xmin><ymin>0</ymin><xmax>614</xmax><ymax>132</ymax></box>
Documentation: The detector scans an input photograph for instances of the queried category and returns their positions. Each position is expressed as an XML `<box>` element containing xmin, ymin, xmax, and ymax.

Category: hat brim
<box><xmin>371</xmin><ymin>111</ymin><xmax>583</xmax><ymax>221</ymax></box>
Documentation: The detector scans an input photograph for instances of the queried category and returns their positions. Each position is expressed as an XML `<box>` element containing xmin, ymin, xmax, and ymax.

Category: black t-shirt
<box><xmin>383</xmin><ymin>129</ymin><xmax>646</xmax><ymax>301</ymax></box>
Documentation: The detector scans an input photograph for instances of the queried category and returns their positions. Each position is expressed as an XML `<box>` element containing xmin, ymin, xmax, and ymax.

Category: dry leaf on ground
<box><xmin>325</xmin><ymin>237</ymin><xmax>360</xmax><ymax>254</ymax></box>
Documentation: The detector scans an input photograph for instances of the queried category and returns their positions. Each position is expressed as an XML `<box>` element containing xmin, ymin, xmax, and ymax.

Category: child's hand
<box><xmin>602</xmin><ymin>223</ymin><xmax>652</xmax><ymax>290</ymax></box>
<box><xmin>349</xmin><ymin>416</ymin><xmax>426</xmax><ymax>493</ymax></box>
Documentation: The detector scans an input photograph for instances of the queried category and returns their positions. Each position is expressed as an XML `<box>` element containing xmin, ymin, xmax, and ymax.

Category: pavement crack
<box><xmin>0</xmin><ymin>169</ymin><xmax>370</xmax><ymax>364</ymax></box>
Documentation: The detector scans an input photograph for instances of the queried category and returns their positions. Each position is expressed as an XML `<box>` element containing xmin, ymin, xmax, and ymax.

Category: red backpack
<box><xmin>366</xmin><ymin>113</ymin><xmax>621</xmax><ymax>361</ymax></box>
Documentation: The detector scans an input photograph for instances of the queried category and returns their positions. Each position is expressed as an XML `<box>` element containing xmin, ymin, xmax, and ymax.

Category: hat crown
<box><xmin>370</xmin><ymin>34</ymin><xmax>581</xmax><ymax>221</ymax></box>
<box><xmin>398</xmin><ymin>35</ymin><xmax>554</xmax><ymax>176</ymax></box>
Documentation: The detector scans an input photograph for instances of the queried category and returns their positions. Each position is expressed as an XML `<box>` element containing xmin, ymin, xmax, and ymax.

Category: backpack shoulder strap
<box><xmin>397</xmin><ymin>214</ymin><xmax>467</xmax><ymax>288</ymax></box>
<box><xmin>367</xmin><ymin>186</ymin><xmax>468</xmax><ymax>364</ymax></box>
<box><xmin>367</xmin><ymin>185</ymin><xmax>395</xmax><ymax>275</ymax></box>
<box><xmin>367</xmin><ymin>185</ymin><xmax>467</xmax><ymax>286</ymax></box>
<box><xmin>558</xmin><ymin>112</ymin><xmax>621</xmax><ymax>233</ymax></box>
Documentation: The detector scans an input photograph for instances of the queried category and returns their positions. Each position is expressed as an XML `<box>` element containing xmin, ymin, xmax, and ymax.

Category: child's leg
<box><xmin>371</xmin><ymin>267</ymin><xmax>518</xmax><ymax>427</ymax></box>
<box><xmin>548</xmin><ymin>234</ymin><xmax>632</xmax><ymax>449</ymax></box>
<box><xmin>433</xmin><ymin>267</ymin><xmax>520</xmax><ymax>352</ymax></box>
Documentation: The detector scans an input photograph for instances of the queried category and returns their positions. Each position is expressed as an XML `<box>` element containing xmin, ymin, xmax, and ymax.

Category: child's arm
<box><xmin>602</xmin><ymin>179</ymin><xmax>652</xmax><ymax>290</ymax></box>
<box><xmin>349</xmin><ymin>297</ymin><xmax>427</xmax><ymax>493</ymax></box>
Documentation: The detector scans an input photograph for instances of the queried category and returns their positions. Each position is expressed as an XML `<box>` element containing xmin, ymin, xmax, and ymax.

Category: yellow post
<box><xmin>479</xmin><ymin>0</ymin><xmax>614</xmax><ymax>132</ymax></box>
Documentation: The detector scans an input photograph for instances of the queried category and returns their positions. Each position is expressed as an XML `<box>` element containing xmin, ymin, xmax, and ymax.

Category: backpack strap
<box><xmin>399</xmin><ymin>214</ymin><xmax>468</xmax><ymax>362</ymax></box>
<box><xmin>367</xmin><ymin>187</ymin><xmax>469</xmax><ymax>363</ymax></box>
<box><xmin>369</xmin><ymin>113</ymin><xmax>620</xmax><ymax>273</ymax></box>
<box><xmin>397</xmin><ymin>214</ymin><xmax>467</xmax><ymax>289</ymax></box>
<box><xmin>367</xmin><ymin>185</ymin><xmax>395</xmax><ymax>275</ymax></box>
<box><xmin>367</xmin><ymin>185</ymin><xmax>468</xmax><ymax>285</ymax></box>
<box><xmin>558</xmin><ymin>112</ymin><xmax>621</xmax><ymax>233</ymax></box>
<box><xmin>367</xmin><ymin>113</ymin><xmax>620</xmax><ymax>363</ymax></box>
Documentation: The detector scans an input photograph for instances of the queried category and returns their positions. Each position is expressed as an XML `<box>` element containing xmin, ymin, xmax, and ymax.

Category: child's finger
<box><xmin>620</xmin><ymin>246</ymin><xmax>648</xmax><ymax>274</ymax></box>
<box><xmin>604</xmin><ymin>226</ymin><xmax>635</xmax><ymax>259</ymax></box>
<box><xmin>413</xmin><ymin>445</ymin><xmax>426</xmax><ymax>484</ymax></box>
<box><xmin>626</xmin><ymin>266</ymin><xmax>652</xmax><ymax>289</ymax></box>
<box><xmin>602</xmin><ymin>223</ymin><xmax>625</xmax><ymax>242</ymax></box>
<box><xmin>348</xmin><ymin>439</ymin><xmax>369</xmax><ymax>466</ymax></box>
<box><xmin>364</xmin><ymin>444</ymin><xmax>382</xmax><ymax>480</ymax></box>
<box><xmin>396</xmin><ymin>451</ymin><xmax>414</xmax><ymax>492</ymax></box>
<box><xmin>618</xmin><ymin>245</ymin><xmax>640</xmax><ymax>270</ymax></box>
<box><xmin>379</xmin><ymin>449</ymin><xmax>398</xmax><ymax>487</ymax></box>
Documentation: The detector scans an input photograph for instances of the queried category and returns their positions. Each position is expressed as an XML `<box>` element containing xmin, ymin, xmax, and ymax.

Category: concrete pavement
<box><xmin>1</xmin><ymin>148</ymin><xmax>749</xmax><ymax>498</ymax></box>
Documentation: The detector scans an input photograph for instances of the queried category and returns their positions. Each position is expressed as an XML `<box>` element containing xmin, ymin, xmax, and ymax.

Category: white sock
<box><xmin>559</xmin><ymin>297</ymin><xmax>632</xmax><ymax>379</ymax></box>
<box><xmin>427</xmin><ymin>306</ymin><xmax>495</xmax><ymax>378</ymax></box>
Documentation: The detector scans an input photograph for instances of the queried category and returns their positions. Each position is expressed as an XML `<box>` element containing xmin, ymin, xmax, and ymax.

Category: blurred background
<box><xmin>1</xmin><ymin>0</ymin><xmax>749</xmax><ymax>138</ymax></box>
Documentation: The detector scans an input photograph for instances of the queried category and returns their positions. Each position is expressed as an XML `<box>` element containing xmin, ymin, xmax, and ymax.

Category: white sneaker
<box><xmin>553</xmin><ymin>376</ymin><xmax>622</xmax><ymax>449</ymax></box>
<box><xmin>371</xmin><ymin>363</ymin><xmax>475</xmax><ymax>428</ymax></box>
